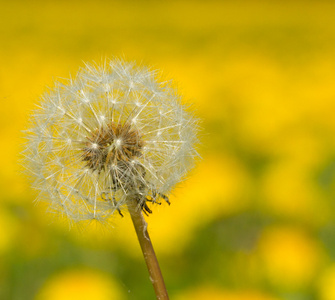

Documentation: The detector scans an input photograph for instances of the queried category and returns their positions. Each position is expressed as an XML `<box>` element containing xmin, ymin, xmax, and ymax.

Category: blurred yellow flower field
<box><xmin>2</xmin><ymin>0</ymin><xmax>335</xmax><ymax>299</ymax></box>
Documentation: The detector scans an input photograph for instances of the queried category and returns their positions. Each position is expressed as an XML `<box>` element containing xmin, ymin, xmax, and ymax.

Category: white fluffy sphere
<box><xmin>24</xmin><ymin>59</ymin><xmax>198</xmax><ymax>222</ymax></box>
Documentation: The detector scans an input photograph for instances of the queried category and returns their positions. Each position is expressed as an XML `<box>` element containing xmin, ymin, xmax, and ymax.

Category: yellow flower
<box><xmin>35</xmin><ymin>269</ymin><xmax>125</xmax><ymax>300</ymax></box>
<box><xmin>258</xmin><ymin>226</ymin><xmax>322</xmax><ymax>289</ymax></box>
<box><xmin>174</xmin><ymin>286</ymin><xmax>281</xmax><ymax>300</ymax></box>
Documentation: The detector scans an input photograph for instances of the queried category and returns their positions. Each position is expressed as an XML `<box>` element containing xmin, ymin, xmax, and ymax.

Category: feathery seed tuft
<box><xmin>23</xmin><ymin>59</ymin><xmax>198</xmax><ymax>223</ymax></box>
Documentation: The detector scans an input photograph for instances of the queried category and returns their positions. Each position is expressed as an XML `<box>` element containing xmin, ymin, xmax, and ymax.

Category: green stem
<box><xmin>127</xmin><ymin>200</ymin><xmax>169</xmax><ymax>300</ymax></box>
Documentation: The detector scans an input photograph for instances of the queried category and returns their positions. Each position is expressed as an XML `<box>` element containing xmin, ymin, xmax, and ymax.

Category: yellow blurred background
<box><xmin>2</xmin><ymin>0</ymin><xmax>335</xmax><ymax>299</ymax></box>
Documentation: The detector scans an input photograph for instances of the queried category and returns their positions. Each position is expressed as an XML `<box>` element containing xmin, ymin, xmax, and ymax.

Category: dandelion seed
<box><xmin>23</xmin><ymin>58</ymin><xmax>198</xmax><ymax>223</ymax></box>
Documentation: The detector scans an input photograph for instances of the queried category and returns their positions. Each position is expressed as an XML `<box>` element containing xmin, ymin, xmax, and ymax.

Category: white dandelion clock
<box><xmin>23</xmin><ymin>58</ymin><xmax>199</xmax><ymax>299</ymax></box>
<box><xmin>23</xmin><ymin>59</ymin><xmax>198</xmax><ymax>223</ymax></box>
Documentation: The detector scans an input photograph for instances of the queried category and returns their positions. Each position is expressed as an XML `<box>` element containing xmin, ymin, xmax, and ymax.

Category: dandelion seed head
<box><xmin>23</xmin><ymin>58</ymin><xmax>199</xmax><ymax>223</ymax></box>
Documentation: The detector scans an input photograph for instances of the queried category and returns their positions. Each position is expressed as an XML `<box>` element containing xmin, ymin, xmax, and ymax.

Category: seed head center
<box><xmin>115</xmin><ymin>138</ymin><xmax>122</xmax><ymax>148</ymax></box>
<box><xmin>82</xmin><ymin>122</ymin><xmax>143</xmax><ymax>172</ymax></box>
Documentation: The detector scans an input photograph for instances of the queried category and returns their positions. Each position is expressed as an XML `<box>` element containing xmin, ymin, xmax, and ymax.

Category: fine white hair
<box><xmin>23</xmin><ymin>58</ymin><xmax>198</xmax><ymax>223</ymax></box>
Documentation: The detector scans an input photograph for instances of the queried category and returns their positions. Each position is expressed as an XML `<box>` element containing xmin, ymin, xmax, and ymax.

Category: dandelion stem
<box><xmin>127</xmin><ymin>200</ymin><xmax>169</xmax><ymax>300</ymax></box>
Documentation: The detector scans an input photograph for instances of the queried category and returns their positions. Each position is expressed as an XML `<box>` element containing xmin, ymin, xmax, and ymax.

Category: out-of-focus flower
<box><xmin>174</xmin><ymin>286</ymin><xmax>281</xmax><ymax>300</ymax></box>
<box><xmin>23</xmin><ymin>58</ymin><xmax>198</xmax><ymax>223</ymax></box>
<box><xmin>258</xmin><ymin>226</ymin><xmax>322</xmax><ymax>289</ymax></box>
<box><xmin>318</xmin><ymin>264</ymin><xmax>335</xmax><ymax>300</ymax></box>
<box><xmin>35</xmin><ymin>269</ymin><xmax>125</xmax><ymax>300</ymax></box>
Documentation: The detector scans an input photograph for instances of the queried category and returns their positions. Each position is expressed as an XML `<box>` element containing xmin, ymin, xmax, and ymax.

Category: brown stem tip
<box><xmin>127</xmin><ymin>200</ymin><xmax>169</xmax><ymax>300</ymax></box>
